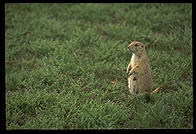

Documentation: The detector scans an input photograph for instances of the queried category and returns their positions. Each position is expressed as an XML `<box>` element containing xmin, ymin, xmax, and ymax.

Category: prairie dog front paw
<box><xmin>126</xmin><ymin>67</ymin><xmax>132</xmax><ymax>74</ymax></box>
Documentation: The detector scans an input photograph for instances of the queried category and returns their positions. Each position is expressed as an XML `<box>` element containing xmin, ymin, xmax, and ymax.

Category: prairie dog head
<box><xmin>127</xmin><ymin>41</ymin><xmax>146</xmax><ymax>56</ymax></box>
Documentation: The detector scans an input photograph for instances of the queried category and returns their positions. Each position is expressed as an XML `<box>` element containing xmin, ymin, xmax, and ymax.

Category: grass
<box><xmin>5</xmin><ymin>3</ymin><xmax>192</xmax><ymax>129</ymax></box>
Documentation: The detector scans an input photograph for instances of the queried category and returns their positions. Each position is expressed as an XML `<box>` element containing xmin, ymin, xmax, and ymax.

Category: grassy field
<box><xmin>5</xmin><ymin>3</ymin><xmax>192</xmax><ymax>129</ymax></box>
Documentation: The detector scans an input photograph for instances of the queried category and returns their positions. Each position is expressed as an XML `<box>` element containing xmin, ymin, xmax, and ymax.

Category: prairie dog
<box><xmin>126</xmin><ymin>41</ymin><xmax>160</xmax><ymax>95</ymax></box>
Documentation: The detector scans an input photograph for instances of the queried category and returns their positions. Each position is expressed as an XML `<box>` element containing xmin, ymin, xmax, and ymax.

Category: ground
<box><xmin>5</xmin><ymin>3</ymin><xmax>192</xmax><ymax>129</ymax></box>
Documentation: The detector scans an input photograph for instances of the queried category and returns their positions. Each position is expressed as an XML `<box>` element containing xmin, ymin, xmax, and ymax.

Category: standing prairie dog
<box><xmin>126</xmin><ymin>41</ymin><xmax>160</xmax><ymax>95</ymax></box>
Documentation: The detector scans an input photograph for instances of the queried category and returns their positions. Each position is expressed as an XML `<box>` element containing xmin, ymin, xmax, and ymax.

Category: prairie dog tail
<box><xmin>150</xmin><ymin>85</ymin><xmax>162</xmax><ymax>95</ymax></box>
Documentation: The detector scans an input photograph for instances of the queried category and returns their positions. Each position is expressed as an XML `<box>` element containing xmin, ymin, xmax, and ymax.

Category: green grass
<box><xmin>5</xmin><ymin>3</ymin><xmax>192</xmax><ymax>129</ymax></box>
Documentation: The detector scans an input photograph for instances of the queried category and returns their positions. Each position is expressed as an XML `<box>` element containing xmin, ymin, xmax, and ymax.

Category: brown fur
<box><xmin>126</xmin><ymin>41</ymin><xmax>160</xmax><ymax>95</ymax></box>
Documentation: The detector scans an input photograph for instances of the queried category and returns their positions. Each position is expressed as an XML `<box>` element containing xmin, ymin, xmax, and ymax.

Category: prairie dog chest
<box><xmin>131</xmin><ymin>54</ymin><xmax>139</xmax><ymax>67</ymax></box>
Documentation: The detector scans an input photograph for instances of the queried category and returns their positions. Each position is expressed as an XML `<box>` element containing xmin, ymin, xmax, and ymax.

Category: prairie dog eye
<box><xmin>135</xmin><ymin>44</ymin><xmax>138</xmax><ymax>46</ymax></box>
